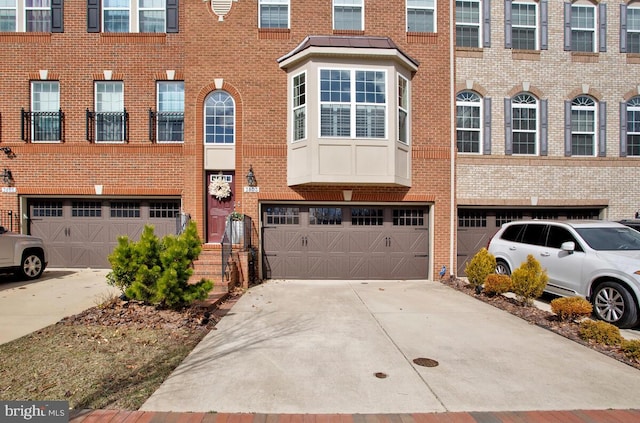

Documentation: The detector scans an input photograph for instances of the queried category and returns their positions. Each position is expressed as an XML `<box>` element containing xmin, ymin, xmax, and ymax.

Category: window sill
<box><xmin>0</xmin><ymin>32</ymin><xmax>50</xmax><ymax>43</ymax></box>
<box><xmin>258</xmin><ymin>28</ymin><xmax>290</xmax><ymax>40</ymax></box>
<box><xmin>332</xmin><ymin>30</ymin><xmax>365</xmax><ymax>36</ymax></box>
<box><xmin>406</xmin><ymin>32</ymin><xmax>437</xmax><ymax>44</ymax></box>
<box><xmin>455</xmin><ymin>46</ymin><xmax>483</xmax><ymax>58</ymax></box>
<box><xmin>626</xmin><ymin>53</ymin><xmax>640</xmax><ymax>64</ymax></box>
<box><xmin>571</xmin><ymin>51</ymin><xmax>599</xmax><ymax>63</ymax></box>
<box><xmin>512</xmin><ymin>49</ymin><xmax>541</xmax><ymax>61</ymax></box>
<box><xmin>99</xmin><ymin>33</ymin><xmax>167</xmax><ymax>44</ymax></box>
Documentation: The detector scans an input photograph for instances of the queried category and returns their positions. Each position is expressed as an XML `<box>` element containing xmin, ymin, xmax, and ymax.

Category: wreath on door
<box><xmin>209</xmin><ymin>177</ymin><xmax>231</xmax><ymax>200</ymax></box>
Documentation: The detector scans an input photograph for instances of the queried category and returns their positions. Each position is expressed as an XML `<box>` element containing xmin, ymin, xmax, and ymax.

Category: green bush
<box><xmin>550</xmin><ymin>297</ymin><xmax>593</xmax><ymax>321</ymax></box>
<box><xmin>510</xmin><ymin>254</ymin><xmax>548</xmax><ymax>306</ymax></box>
<box><xmin>107</xmin><ymin>221</ymin><xmax>213</xmax><ymax>309</ymax></box>
<box><xmin>483</xmin><ymin>274</ymin><xmax>512</xmax><ymax>296</ymax></box>
<box><xmin>621</xmin><ymin>339</ymin><xmax>640</xmax><ymax>361</ymax></box>
<box><xmin>578</xmin><ymin>320</ymin><xmax>623</xmax><ymax>346</ymax></box>
<box><xmin>465</xmin><ymin>248</ymin><xmax>496</xmax><ymax>289</ymax></box>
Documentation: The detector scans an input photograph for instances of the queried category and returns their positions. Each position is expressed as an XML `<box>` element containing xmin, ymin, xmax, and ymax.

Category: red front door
<box><xmin>207</xmin><ymin>171</ymin><xmax>236</xmax><ymax>243</ymax></box>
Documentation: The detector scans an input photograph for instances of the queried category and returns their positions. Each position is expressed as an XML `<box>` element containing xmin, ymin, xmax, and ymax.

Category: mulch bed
<box><xmin>440</xmin><ymin>277</ymin><xmax>640</xmax><ymax>371</ymax></box>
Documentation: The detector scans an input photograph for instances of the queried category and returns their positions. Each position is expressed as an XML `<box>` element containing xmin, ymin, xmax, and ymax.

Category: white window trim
<box><xmin>455</xmin><ymin>0</ymin><xmax>482</xmax><ymax>47</ymax></box>
<box><xmin>318</xmin><ymin>67</ymin><xmax>388</xmax><ymax>140</ymax></box>
<box><xmin>512</xmin><ymin>1</ymin><xmax>538</xmax><ymax>50</ymax></box>
<box><xmin>406</xmin><ymin>0</ymin><xmax>437</xmax><ymax>33</ymax></box>
<box><xmin>333</xmin><ymin>0</ymin><xmax>364</xmax><ymax>31</ymax></box>
<box><xmin>156</xmin><ymin>81</ymin><xmax>184</xmax><ymax>144</ymax></box>
<box><xmin>292</xmin><ymin>70</ymin><xmax>306</xmax><ymax>143</ymax></box>
<box><xmin>258</xmin><ymin>0</ymin><xmax>290</xmax><ymax>29</ymax></box>
<box><xmin>0</xmin><ymin>0</ymin><xmax>52</xmax><ymax>32</ymax></box>
<box><xmin>398</xmin><ymin>74</ymin><xmax>410</xmax><ymax>145</ymax></box>
<box><xmin>512</xmin><ymin>94</ymin><xmax>539</xmax><ymax>156</ymax></box>
<box><xmin>203</xmin><ymin>91</ymin><xmax>236</xmax><ymax>145</ymax></box>
<box><xmin>627</xmin><ymin>96</ymin><xmax>640</xmax><ymax>156</ymax></box>
<box><xmin>103</xmin><ymin>0</ymin><xmax>166</xmax><ymax>33</ymax></box>
<box><xmin>571</xmin><ymin>3</ymin><xmax>597</xmax><ymax>53</ymax></box>
<box><xmin>456</xmin><ymin>91</ymin><xmax>483</xmax><ymax>154</ymax></box>
<box><xmin>571</xmin><ymin>96</ymin><xmax>598</xmax><ymax>157</ymax></box>
<box><xmin>30</xmin><ymin>81</ymin><xmax>61</xmax><ymax>143</ymax></box>
<box><xmin>628</xmin><ymin>5</ymin><xmax>640</xmax><ymax>53</ymax></box>
<box><xmin>95</xmin><ymin>81</ymin><xmax>126</xmax><ymax>144</ymax></box>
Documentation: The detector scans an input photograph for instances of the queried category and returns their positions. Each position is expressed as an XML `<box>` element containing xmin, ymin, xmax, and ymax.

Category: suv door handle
<box><xmin>540</xmin><ymin>252</ymin><xmax>550</xmax><ymax>257</ymax></box>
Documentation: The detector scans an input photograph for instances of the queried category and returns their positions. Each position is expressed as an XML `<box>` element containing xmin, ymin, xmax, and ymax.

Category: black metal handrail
<box><xmin>86</xmin><ymin>109</ymin><xmax>129</xmax><ymax>142</ymax></box>
<box><xmin>149</xmin><ymin>109</ymin><xmax>184</xmax><ymax>142</ymax></box>
<box><xmin>0</xmin><ymin>209</ymin><xmax>19</xmax><ymax>232</ymax></box>
<box><xmin>21</xmin><ymin>109</ymin><xmax>64</xmax><ymax>142</ymax></box>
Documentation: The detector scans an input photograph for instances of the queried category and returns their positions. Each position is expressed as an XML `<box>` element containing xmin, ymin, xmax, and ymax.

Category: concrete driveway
<box><xmin>0</xmin><ymin>268</ymin><xmax>116</xmax><ymax>344</ymax></box>
<box><xmin>141</xmin><ymin>279</ymin><xmax>640</xmax><ymax>414</ymax></box>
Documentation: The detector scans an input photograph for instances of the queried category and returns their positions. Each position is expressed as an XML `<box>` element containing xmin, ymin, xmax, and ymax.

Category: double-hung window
<box><xmin>398</xmin><ymin>75</ymin><xmax>409</xmax><ymax>144</ymax></box>
<box><xmin>95</xmin><ymin>81</ymin><xmax>126</xmax><ymax>142</ymax></box>
<box><xmin>204</xmin><ymin>91</ymin><xmax>235</xmax><ymax>144</ymax></box>
<box><xmin>626</xmin><ymin>96</ymin><xmax>640</xmax><ymax>156</ymax></box>
<box><xmin>511</xmin><ymin>93</ymin><xmax>537</xmax><ymax>155</ymax></box>
<box><xmin>406</xmin><ymin>0</ymin><xmax>435</xmax><ymax>33</ymax></box>
<box><xmin>292</xmin><ymin>72</ymin><xmax>306</xmax><ymax>142</ymax></box>
<box><xmin>156</xmin><ymin>81</ymin><xmax>184</xmax><ymax>142</ymax></box>
<box><xmin>333</xmin><ymin>0</ymin><xmax>363</xmax><ymax>31</ymax></box>
<box><xmin>0</xmin><ymin>0</ymin><xmax>62</xmax><ymax>32</ymax></box>
<box><xmin>456</xmin><ymin>91</ymin><xmax>482</xmax><ymax>153</ymax></box>
<box><xmin>320</xmin><ymin>69</ymin><xmax>386</xmax><ymax>139</ymax></box>
<box><xmin>511</xmin><ymin>2</ymin><xmax>537</xmax><ymax>50</ymax></box>
<box><xmin>259</xmin><ymin>0</ymin><xmax>289</xmax><ymax>29</ymax></box>
<box><xmin>30</xmin><ymin>81</ymin><xmax>61</xmax><ymax>142</ymax></box>
<box><xmin>624</xmin><ymin>4</ymin><xmax>640</xmax><ymax>53</ymax></box>
<box><xmin>571</xmin><ymin>4</ymin><xmax>596</xmax><ymax>52</ymax></box>
<box><xmin>570</xmin><ymin>95</ymin><xmax>596</xmax><ymax>156</ymax></box>
<box><xmin>90</xmin><ymin>0</ymin><xmax>177</xmax><ymax>33</ymax></box>
<box><xmin>456</xmin><ymin>0</ymin><xmax>481</xmax><ymax>47</ymax></box>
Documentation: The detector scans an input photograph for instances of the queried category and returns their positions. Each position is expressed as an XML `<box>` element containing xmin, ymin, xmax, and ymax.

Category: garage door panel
<box><xmin>263</xmin><ymin>204</ymin><xmax>430</xmax><ymax>280</ymax></box>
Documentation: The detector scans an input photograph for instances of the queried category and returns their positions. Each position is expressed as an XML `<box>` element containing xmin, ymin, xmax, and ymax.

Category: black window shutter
<box><xmin>87</xmin><ymin>0</ymin><xmax>100</xmax><ymax>33</ymax></box>
<box><xmin>504</xmin><ymin>98</ymin><xmax>512</xmax><ymax>155</ymax></box>
<box><xmin>483</xmin><ymin>97</ymin><xmax>492</xmax><ymax>155</ymax></box>
<box><xmin>483</xmin><ymin>0</ymin><xmax>491</xmax><ymax>48</ymax></box>
<box><xmin>167</xmin><ymin>0</ymin><xmax>179</xmax><ymax>33</ymax></box>
<box><xmin>564</xmin><ymin>2</ymin><xmax>572</xmax><ymax>51</ymax></box>
<box><xmin>599</xmin><ymin>3</ymin><xmax>607</xmax><ymax>53</ymax></box>
<box><xmin>620</xmin><ymin>102</ymin><xmax>628</xmax><ymax>157</ymax></box>
<box><xmin>621</xmin><ymin>4</ymin><xmax>628</xmax><ymax>53</ymax></box>
<box><xmin>564</xmin><ymin>100</ymin><xmax>572</xmax><ymax>156</ymax></box>
<box><xmin>598</xmin><ymin>102</ymin><xmax>606</xmax><ymax>157</ymax></box>
<box><xmin>51</xmin><ymin>0</ymin><xmax>63</xmax><ymax>33</ymax></box>
<box><xmin>540</xmin><ymin>0</ymin><xmax>548</xmax><ymax>50</ymax></box>
<box><xmin>540</xmin><ymin>99</ymin><xmax>548</xmax><ymax>156</ymax></box>
<box><xmin>504</xmin><ymin>0</ymin><xmax>512</xmax><ymax>49</ymax></box>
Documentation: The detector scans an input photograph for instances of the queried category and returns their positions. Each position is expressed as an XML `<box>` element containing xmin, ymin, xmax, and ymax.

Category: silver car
<box><xmin>0</xmin><ymin>226</ymin><xmax>47</xmax><ymax>280</ymax></box>
<box><xmin>488</xmin><ymin>220</ymin><xmax>640</xmax><ymax>328</ymax></box>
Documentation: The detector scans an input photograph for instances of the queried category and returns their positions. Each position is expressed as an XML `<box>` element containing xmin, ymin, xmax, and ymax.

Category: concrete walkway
<box><xmin>141</xmin><ymin>280</ymin><xmax>640</xmax><ymax>415</ymax></box>
<box><xmin>0</xmin><ymin>268</ymin><xmax>117</xmax><ymax>344</ymax></box>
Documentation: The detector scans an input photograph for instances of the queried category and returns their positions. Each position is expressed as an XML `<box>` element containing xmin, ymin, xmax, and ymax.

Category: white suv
<box><xmin>488</xmin><ymin>220</ymin><xmax>640</xmax><ymax>328</ymax></box>
<box><xmin>0</xmin><ymin>226</ymin><xmax>47</xmax><ymax>280</ymax></box>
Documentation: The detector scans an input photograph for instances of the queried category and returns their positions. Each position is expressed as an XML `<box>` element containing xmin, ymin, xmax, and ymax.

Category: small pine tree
<box><xmin>107</xmin><ymin>221</ymin><xmax>212</xmax><ymax>309</ymax></box>
<box><xmin>510</xmin><ymin>254</ymin><xmax>548</xmax><ymax>306</ymax></box>
<box><xmin>465</xmin><ymin>248</ymin><xmax>496</xmax><ymax>289</ymax></box>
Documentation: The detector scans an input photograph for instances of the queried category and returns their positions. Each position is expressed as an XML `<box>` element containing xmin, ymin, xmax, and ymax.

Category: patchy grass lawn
<box><xmin>0</xmin><ymin>300</ymin><xmax>216</xmax><ymax>410</ymax></box>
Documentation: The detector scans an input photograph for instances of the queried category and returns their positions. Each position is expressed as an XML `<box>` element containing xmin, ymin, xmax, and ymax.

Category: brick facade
<box><xmin>0</xmin><ymin>1</ymin><xmax>454</xmax><ymax>280</ymax></box>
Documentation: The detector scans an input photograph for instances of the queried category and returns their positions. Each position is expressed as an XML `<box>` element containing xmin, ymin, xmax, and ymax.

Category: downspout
<box><xmin>449</xmin><ymin>0</ymin><xmax>456</xmax><ymax>277</ymax></box>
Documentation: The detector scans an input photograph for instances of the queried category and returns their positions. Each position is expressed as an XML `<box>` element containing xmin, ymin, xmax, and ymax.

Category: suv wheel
<box><xmin>592</xmin><ymin>282</ymin><xmax>639</xmax><ymax>329</ymax></box>
<box><xmin>495</xmin><ymin>260</ymin><xmax>511</xmax><ymax>276</ymax></box>
<box><xmin>20</xmin><ymin>251</ymin><xmax>44</xmax><ymax>280</ymax></box>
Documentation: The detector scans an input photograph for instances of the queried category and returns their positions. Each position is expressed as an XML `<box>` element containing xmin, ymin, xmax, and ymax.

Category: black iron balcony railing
<box><xmin>86</xmin><ymin>109</ymin><xmax>129</xmax><ymax>142</ymax></box>
<box><xmin>21</xmin><ymin>109</ymin><xmax>64</xmax><ymax>142</ymax></box>
<box><xmin>149</xmin><ymin>109</ymin><xmax>184</xmax><ymax>142</ymax></box>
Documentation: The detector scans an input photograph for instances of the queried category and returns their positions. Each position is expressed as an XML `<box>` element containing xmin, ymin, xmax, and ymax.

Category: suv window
<box><xmin>521</xmin><ymin>224</ymin><xmax>546</xmax><ymax>246</ymax></box>
<box><xmin>546</xmin><ymin>225</ymin><xmax>583</xmax><ymax>251</ymax></box>
<box><xmin>501</xmin><ymin>224</ymin><xmax>524</xmax><ymax>241</ymax></box>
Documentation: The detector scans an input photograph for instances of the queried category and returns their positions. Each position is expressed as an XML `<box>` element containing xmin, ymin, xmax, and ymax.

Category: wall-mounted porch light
<box><xmin>246</xmin><ymin>165</ymin><xmax>257</xmax><ymax>187</ymax></box>
<box><xmin>2</xmin><ymin>168</ymin><xmax>13</xmax><ymax>185</ymax></box>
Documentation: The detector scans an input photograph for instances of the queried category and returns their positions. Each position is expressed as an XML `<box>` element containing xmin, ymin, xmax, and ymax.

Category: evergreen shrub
<box><xmin>578</xmin><ymin>320</ymin><xmax>623</xmax><ymax>346</ymax></box>
<box><xmin>465</xmin><ymin>248</ymin><xmax>496</xmax><ymax>289</ymax></box>
<box><xmin>107</xmin><ymin>221</ymin><xmax>213</xmax><ymax>309</ymax></box>
<box><xmin>510</xmin><ymin>254</ymin><xmax>548</xmax><ymax>306</ymax></box>
<box><xmin>483</xmin><ymin>274</ymin><xmax>512</xmax><ymax>296</ymax></box>
<box><xmin>550</xmin><ymin>297</ymin><xmax>593</xmax><ymax>321</ymax></box>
